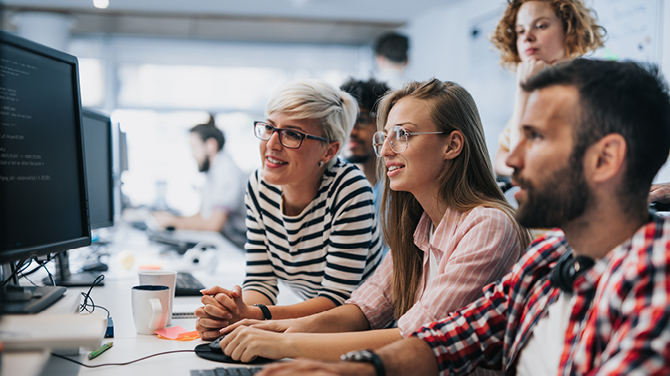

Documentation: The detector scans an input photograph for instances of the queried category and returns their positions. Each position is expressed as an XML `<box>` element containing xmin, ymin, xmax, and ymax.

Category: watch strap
<box><xmin>341</xmin><ymin>349</ymin><xmax>385</xmax><ymax>376</ymax></box>
<box><xmin>254</xmin><ymin>303</ymin><xmax>272</xmax><ymax>320</ymax></box>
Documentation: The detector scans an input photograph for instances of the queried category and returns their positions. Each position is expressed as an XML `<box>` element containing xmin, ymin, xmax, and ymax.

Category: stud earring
<box><xmin>319</xmin><ymin>161</ymin><xmax>324</xmax><ymax>167</ymax></box>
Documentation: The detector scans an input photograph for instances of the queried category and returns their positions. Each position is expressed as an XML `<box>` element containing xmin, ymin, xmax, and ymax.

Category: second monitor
<box><xmin>47</xmin><ymin>108</ymin><xmax>115</xmax><ymax>287</ymax></box>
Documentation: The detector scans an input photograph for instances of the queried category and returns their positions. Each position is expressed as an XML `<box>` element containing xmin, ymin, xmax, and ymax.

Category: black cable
<box><xmin>41</xmin><ymin>257</ymin><xmax>55</xmax><ymax>286</ymax></box>
<box><xmin>19</xmin><ymin>262</ymin><xmax>47</xmax><ymax>278</ymax></box>
<box><xmin>80</xmin><ymin>275</ymin><xmax>110</xmax><ymax>317</ymax></box>
<box><xmin>0</xmin><ymin>258</ymin><xmax>31</xmax><ymax>286</ymax></box>
<box><xmin>19</xmin><ymin>255</ymin><xmax>51</xmax><ymax>281</ymax></box>
<box><xmin>51</xmin><ymin>349</ymin><xmax>196</xmax><ymax>368</ymax></box>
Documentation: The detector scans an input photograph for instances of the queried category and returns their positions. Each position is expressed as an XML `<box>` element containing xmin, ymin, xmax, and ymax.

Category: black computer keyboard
<box><xmin>175</xmin><ymin>272</ymin><xmax>206</xmax><ymax>296</ymax></box>
<box><xmin>190</xmin><ymin>367</ymin><xmax>263</xmax><ymax>376</ymax></box>
<box><xmin>148</xmin><ymin>231</ymin><xmax>200</xmax><ymax>254</ymax></box>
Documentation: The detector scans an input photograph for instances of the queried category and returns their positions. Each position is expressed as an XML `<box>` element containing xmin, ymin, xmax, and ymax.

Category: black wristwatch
<box><xmin>341</xmin><ymin>349</ymin><xmax>385</xmax><ymax>376</ymax></box>
<box><xmin>253</xmin><ymin>303</ymin><xmax>272</xmax><ymax>320</ymax></box>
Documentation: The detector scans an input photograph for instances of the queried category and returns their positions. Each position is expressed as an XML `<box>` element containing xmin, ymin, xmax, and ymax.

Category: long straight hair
<box><xmin>377</xmin><ymin>79</ymin><xmax>532</xmax><ymax>318</ymax></box>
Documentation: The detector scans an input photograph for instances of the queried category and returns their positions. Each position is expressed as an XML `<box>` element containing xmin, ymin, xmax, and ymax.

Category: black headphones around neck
<box><xmin>550</xmin><ymin>251</ymin><xmax>595</xmax><ymax>293</ymax></box>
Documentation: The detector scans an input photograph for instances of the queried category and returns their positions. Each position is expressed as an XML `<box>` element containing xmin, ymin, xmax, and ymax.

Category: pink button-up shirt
<box><xmin>347</xmin><ymin>206</ymin><xmax>522</xmax><ymax>337</ymax></box>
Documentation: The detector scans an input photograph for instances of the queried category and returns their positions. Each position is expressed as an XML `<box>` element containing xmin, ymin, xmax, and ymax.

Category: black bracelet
<box><xmin>254</xmin><ymin>303</ymin><xmax>272</xmax><ymax>320</ymax></box>
<box><xmin>341</xmin><ymin>349</ymin><xmax>385</xmax><ymax>376</ymax></box>
<box><xmin>367</xmin><ymin>351</ymin><xmax>385</xmax><ymax>376</ymax></box>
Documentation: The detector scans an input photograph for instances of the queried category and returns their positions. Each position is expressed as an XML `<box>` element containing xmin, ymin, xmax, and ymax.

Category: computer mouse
<box><xmin>195</xmin><ymin>334</ymin><xmax>273</xmax><ymax>364</ymax></box>
<box><xmin>208</xmin><ymin>334</ymin><xmax>226</xmax><ymax>354</ymax></box>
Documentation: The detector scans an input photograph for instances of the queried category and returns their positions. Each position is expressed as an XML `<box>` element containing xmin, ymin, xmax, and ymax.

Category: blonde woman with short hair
<box><xmin>195</xmin><ymin>79</ymin><xmax>384</xmax><ymax>340</ymax></box>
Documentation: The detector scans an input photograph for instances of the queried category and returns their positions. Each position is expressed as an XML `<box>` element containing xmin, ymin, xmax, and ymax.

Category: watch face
<box><xmin>343</xmin><ymin>350</ymin><xmax>373</xmax><ymax>362</ymax></box>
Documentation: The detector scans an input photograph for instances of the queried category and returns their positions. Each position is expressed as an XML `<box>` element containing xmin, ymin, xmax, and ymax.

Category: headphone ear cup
<box><xmin>550</xmin><ymin>253</ymin><xmax>595</xmax><ymax>293</ymax></box>
<box><xmin>550</xmin><ymin>254</ymin><xmax>574</xmax><ymax>292</ymax></box>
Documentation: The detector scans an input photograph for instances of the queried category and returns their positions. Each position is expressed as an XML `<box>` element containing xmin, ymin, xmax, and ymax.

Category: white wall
<box><xmin>404</xmin><ymin>0</ymin><xmax>670</xmax><ymax>183</ymax></box>
<box><xmin>403</xmin><ymin>0</ymin><xmax>515</xmax><ymax>170</ymax></box>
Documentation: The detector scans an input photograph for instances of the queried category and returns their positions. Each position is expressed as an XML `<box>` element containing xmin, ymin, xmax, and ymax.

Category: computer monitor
<box><xmin>115</xmin><ymin>124</ymin><xmax>131</xmax><ymax>213</ymax></box>
<box><xmin>40</xmin><ymin>108</ymin><xmax>114</xmax><ymax>288</ymax></box>
<box><xmin>117</xmin><ymin>126</ymin><xmax>129</xmax><ymax>173</ymax></box>
<box><xmin>0</xmin><ymin>31</ymin><xmax>91</xmax><ymax>312</ymax></box>
<box><xmin>82</xmin><ymin>108</ymin><xmax>114</xmax><ymax>230</ymax></box>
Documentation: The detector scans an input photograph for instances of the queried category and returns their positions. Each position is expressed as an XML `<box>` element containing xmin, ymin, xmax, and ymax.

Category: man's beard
<box><xmin>199</xmin><ymin>156</ymin><xmax>210</xmax><ymax>172</ymax></box>
<box><xmin>513</xmin><ymin>154</ymin><xmax>590</xmax><ymax>229</ymax></box>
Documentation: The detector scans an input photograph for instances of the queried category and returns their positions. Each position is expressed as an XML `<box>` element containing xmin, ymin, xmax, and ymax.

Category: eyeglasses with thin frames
<box><xmin>372</xmin><ymin>125</ymin><xmax>446</xmax><ymax>156</ymax></box>
<box><xmin>254</xmin><ymin>121</ymin><xmax>328</xmax><ymax>149</ymax></box>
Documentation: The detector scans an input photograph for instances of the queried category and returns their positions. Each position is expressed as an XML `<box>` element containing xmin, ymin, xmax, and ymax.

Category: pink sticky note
<box><xmin>155</xmin><ymin>326</ymin><xmax>189</xmax><ymax>339</ymax></box>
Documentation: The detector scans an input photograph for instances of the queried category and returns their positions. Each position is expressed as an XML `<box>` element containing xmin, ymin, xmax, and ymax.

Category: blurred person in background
<box><xmin>153</xmin><ymin>116</ymin><xmax>248</xmax><ymax>248</ymax></box>
<box><xmin>374</xmin><ymin>31</ymin><xmax>410</xmax><ymax>89</ymax></box>
<box><xmin>340</xmin><ymin>78</ymin><xmax>390</xmax><ymax>210</ymax></box>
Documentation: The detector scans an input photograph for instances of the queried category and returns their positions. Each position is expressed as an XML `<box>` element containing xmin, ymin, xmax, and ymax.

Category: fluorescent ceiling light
<box><xmin>93</xmin><ymin>0</ymin><xmax>109</xmax><ymax>9</ymax></box>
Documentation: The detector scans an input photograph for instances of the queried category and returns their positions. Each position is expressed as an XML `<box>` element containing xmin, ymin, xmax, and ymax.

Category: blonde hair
<box><xmin>376</xmin><ymin>79</ymin><xmax>533</xmax><ymax>318</ymax></box>
<box><xmin>265</xmin><ymin>79</ymin><xmax>358</xmax><ymax>166</ymax></box>
<box><xmin>491</xmin><ymin>0</ymin><xmax>605</xmax><ymax>69</ymax></box>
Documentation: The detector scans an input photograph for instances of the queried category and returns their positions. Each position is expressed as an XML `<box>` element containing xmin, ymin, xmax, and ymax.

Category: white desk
<box><xmin>3</xmin><ymin>223</ymin><xmax>301</xmax><ymax>376</ymax></box>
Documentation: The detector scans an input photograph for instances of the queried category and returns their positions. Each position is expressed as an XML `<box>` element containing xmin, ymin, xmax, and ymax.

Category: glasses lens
<box><xmin>372</xmin><ymin>131</ymin><xmax>385</xmax><ymax>157</ymax></box>
<box><xmin>279</xmin><ymin>129</ymin><xmax>304</xmax><ymax>148</ymax></box>
<box><xmin>389</xmin><ymin>126</ymin><xmax>408</xmax><ymax>153</ymax></box>
<box><xmin>255</xmin><ymin>123</ymin><xmax>273</xmax><ymax>140</ymax></box>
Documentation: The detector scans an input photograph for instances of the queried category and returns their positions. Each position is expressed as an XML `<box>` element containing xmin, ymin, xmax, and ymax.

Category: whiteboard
<box><xmin>590</xmin><ymin>0</ymin><xmax>663</xmax><ymax>64</ymax></box>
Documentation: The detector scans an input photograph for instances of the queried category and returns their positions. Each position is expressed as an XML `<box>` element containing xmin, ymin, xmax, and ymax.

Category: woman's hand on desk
<box><xmin>223</xmin><ymin>317</ymin><xmax>311</xmax><ymax>335</ymax></box>
<box><xmin>195</xmin><ymin>285</ymin><xmax>240</xmax><ymax>340</ymax></box>
<box><xmin>195</xmin><ymin>285</ymin><xmax>263</xmax><ymax>340</ymax></box>
<box><xmin>219</xmin><ymin>325</ymin><xmax>295</xmax><ymax>362</ymax></box>
<box><xmin>194</xmin><ymin>304</ymin><xmax>231</xmax><ymax>340</ymax></box>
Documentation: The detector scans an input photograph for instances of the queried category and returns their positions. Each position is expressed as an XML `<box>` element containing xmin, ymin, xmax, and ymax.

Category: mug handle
<box><xmin>148</xmin><ymin>298</ymin><xmax>163</xmax><ymax>330</ymax></box>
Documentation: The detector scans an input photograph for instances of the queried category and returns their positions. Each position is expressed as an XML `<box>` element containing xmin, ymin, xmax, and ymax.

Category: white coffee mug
<box><xmin>131</xmin><ymin>285</ymin><xmax>170</xmax><ymax>335</ymax></box>
<box><xmin>138</xmin><ymin>270</ymin><xmax>177</xmax><ymax>326</ymax></box>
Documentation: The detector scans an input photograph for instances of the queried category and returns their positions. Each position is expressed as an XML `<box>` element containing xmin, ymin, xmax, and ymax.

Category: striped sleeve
<box><xmin>242</xmin><ymin>170</ymin><xmax>279</xmax><ymax>304</ymax></box>
<box><xmin>318</xmin><ymin>166</ymin><xmax>382</xmax><ymax>305</ymax></box>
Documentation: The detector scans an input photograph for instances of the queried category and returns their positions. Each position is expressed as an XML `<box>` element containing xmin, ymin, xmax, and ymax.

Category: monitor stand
<box><xmin>0</xmin><ymin>264</ymin><xmax>66</xmax><ymax>314</ymax></box>
<box><xmin>42</xmin><ymin>251</ymin><xmax>104</xmax><ymax>287</ymax></box>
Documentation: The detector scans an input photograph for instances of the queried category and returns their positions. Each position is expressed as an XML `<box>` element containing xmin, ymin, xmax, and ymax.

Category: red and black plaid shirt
<box><xmin>412</xmin><ymin>215</ymin><xmax>670</xmax><ymax>375</ymax></box>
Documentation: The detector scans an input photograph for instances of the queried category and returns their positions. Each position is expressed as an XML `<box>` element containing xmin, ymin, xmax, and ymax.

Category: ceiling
<box><xmin>0</xmin><ymin>0</ymin><xmax>456</xmax><ymax>45</ymax></box>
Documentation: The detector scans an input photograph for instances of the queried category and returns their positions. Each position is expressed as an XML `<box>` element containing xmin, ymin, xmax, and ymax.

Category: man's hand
<box><xmin>257</xmin><ymin>359</ymin><xmax>375</xmax><ymax>376</ymax></box>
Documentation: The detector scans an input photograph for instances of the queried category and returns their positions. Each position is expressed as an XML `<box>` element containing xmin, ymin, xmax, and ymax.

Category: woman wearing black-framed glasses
<box><xmin>195</xmin><ymin>79</ymin><xmax>384</xmax><ymax>341</ymax></box>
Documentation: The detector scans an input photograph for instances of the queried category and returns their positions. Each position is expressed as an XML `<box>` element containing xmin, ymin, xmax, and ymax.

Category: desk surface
<box><xmin>3</xmin><ymin>223</ymin><xmax>301</xmax><ymax>376</ymax></box>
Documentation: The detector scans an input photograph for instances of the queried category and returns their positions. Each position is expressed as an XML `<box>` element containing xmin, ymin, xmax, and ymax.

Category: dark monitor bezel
<box><xmin>82</xmin><ymin>108</ymin><xmax>115</xmax><ymax>230</ymax></box>
<box><xmin>0</xmin><ymin>31</ymin><xmax>91</xmax><ymax>263</ymax></box>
